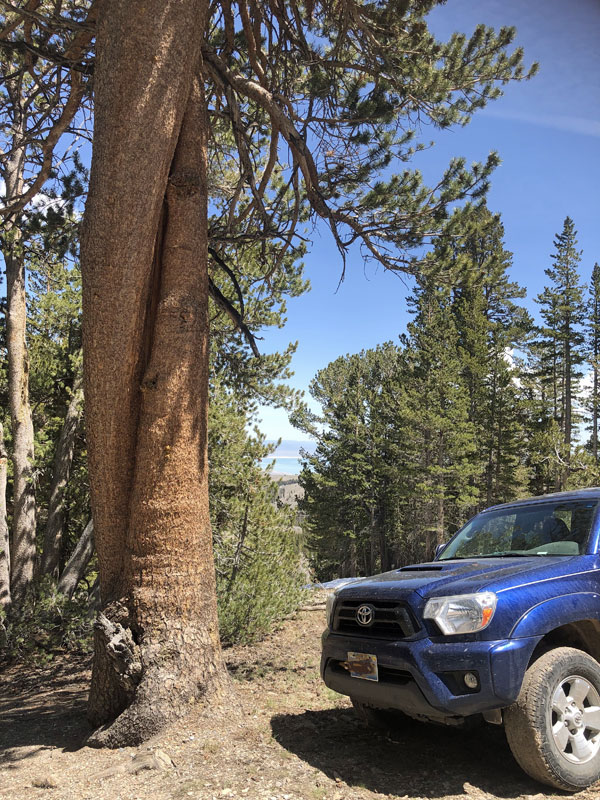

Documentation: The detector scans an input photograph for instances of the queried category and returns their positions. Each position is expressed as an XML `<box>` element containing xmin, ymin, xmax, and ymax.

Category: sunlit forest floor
<box><xmin>1</xmin><ymin>593</ymin><xmax>596</xmax><ymax>800</ymax></box>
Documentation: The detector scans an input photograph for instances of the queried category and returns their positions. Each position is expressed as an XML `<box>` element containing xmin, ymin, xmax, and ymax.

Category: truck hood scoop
<box><xmin>398</xmin><ymin>565</ymin><xmax>444</xmax><ymax>572</ymax></box>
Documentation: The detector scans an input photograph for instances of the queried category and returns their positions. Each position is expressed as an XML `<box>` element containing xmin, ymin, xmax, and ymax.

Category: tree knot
<box><xmin>94</xmin><ymin>602</ymin><xmax>142</xmax><ymax>693</ymax></box>
<box><xmin>167</xmin><ymin>169</ymin><xmax>201</xmax><ymax>197</ymax></box>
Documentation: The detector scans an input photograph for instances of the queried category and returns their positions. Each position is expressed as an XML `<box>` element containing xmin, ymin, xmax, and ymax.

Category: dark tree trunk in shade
<box><xmin>6</xmin><ymin>227</ymin><xmax>37</xmax><ymax>604</ymax></box>
<box><xmin>57</xmin><ymin>518</ymin><xmax>94</xmax><ymax>599</ymax></box>
<box><xmin>41</xmin><ymin>368</ymin><xmax>84</xmax><ymax>578</ymax></box>
<box><xmin>0</xmin><ymin>423</ymin><xmax>10</xmax><ymax>608</ymax></box>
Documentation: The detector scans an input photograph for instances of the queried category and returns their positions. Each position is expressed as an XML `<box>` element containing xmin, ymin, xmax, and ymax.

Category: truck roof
<box><xmin>484</xmin><ymin>487</ymin><xmax>600</xmax><ymax>513</ymax></box>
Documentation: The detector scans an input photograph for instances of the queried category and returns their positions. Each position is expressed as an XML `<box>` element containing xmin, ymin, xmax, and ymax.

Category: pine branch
<box><xmin>208</xmin><ymin>276</ymin><xmax>260</xmax><ymax>358</ymax></box>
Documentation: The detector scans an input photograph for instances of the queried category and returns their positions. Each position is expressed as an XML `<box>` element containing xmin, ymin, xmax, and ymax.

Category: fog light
<box><xmin>464</xmin><ymin>672</ymin><xmax>479</xmax><ymax>689</ymax></box>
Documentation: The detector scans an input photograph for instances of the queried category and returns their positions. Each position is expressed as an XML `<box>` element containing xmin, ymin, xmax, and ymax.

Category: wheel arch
<box><xmin>527</xmin><ymin>619</ymin><xmax>600</xmax><ymax>667</ymax></box>
<box><xmin>510</xmin><ymin>592</ymin><xmax>600</xmax><ymax>656</ymax></box>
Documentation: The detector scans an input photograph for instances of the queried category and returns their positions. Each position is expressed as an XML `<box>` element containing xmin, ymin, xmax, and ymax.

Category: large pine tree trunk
<box><xmin>436</xmin><ymin>437</ymin><xmax>445</xmax><ymax>548</ymax></box>
<box><xmin>557</xmin><ymin>329</ymin><xmax>572</xmax><ymax>492</ymax></box>
<box><xmin>4</xmin><ymin>106</ymin><xmax>38</xmax><ymax>604</ymax></box>
<box><xmin>5</xmin><ymin>224</ymin><xmax>37</xmax><ymax>604</ymax></box>
<box><xmin>81</xmin><ymin>0</ymin><xmax>228</xmax><ymax>748</ymax></box>
<box><xmin>4</xmin><ymin>108</ymin><xmax>37</xmax><ymax>605</ymax></box>
<box><xmin>41</xmin><ymin>368</ymin><xmax>84</xmax><ymax>577</ymax></box>
<box><xmin>369</xmin><ymin>506</ymin><xmax>377</xmax><ymax>574</ymax></box>
<box><xmin>0</xmin><ymin>423</ymin><xmax>10</xmax><ymax>608</ymax></box>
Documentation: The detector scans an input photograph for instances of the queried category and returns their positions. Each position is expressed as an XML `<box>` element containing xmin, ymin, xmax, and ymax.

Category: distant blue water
<box><xmin>261</xmin><ymin>456</ymin><xmax>302</xmax><ymax>475</ymax></box>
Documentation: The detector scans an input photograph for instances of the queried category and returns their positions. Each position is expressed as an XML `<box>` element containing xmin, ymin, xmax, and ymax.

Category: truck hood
<box><xmin>339</xmin><ymin>556</ymin><xmax>580</xmax><ymax>601</ymax></box>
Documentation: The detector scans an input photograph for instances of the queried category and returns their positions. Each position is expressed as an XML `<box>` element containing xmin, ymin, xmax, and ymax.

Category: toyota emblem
<box><xmin>356</xmin><ymin>604</ymin><xmax>375</xmax><ymax>626</ymax></box>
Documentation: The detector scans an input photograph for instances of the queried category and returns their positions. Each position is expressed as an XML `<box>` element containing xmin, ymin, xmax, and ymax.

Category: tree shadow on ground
<box><xmin>0</xmin><ymin>659</ymin><xmax>91</xmax><ymax>761</ymax></box>
<box><xmin>271</xmin><ymin>707</ymin><xmax>550</xmax><ymax>799</ymax></box>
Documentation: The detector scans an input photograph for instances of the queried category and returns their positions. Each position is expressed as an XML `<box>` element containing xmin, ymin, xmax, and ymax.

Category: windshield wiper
<box><xmin>440</xmin><ymin>551</ymin><xmax>560</xmax><ymax>561</ymax></box>
<box><xmin>473</xmin><ymin>552</ymin><xmax>545</xmax><ymax>558</ymax></box>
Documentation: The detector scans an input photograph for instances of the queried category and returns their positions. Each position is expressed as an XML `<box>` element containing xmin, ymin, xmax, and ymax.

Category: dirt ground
<box><xmin>1</xmin><ymin>596</ymin><xmax>598</xmax><ymax>800</ymax></box>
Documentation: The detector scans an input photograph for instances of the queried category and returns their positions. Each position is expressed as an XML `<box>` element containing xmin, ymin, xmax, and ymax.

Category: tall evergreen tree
<box><xmin>0</xmin><ymin>2</ymin><xmax>95</xmax><ymax>602</ymax></box>
<box><xmin>535</xmin><ymin>217</ymin><xmax>586</xmax><ymax>488</ymax></box>
<box><xmin>299</xmin><ymin>346</ymin><xmax>404</xmax><ymax>578</ymax></box>
<box><xmin>404</xmin><ymin>275</ymin><xmax>480</xmax><ymax>553</ymax></box>
<box><xmin>587</xmin><ymin>263</ymin><xmax>600</xmax><ymax>462</ymax></box>
<box><xmin>433</xmin><ymin>207</ymin><xmax>530</xmax><ymax>504</ymax></box>
<box><xmin>301</xmin><ymin>210</ymin><xmax>534</xmax><ymax>573</ymax></box>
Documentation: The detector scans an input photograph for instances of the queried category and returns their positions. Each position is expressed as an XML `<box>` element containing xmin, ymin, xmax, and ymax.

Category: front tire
<box><xmin>505</xmin><ymin>647</ymin><xmax>600</xmax><ymax>791</ymax></box>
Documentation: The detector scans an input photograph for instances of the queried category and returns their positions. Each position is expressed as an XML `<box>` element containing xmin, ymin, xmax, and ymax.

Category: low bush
<box><xmin>215</xmin><ymin>481</ymin><xmax>307</xmax><ymax>645</ymax></box>
<box><xmin>0</xmin><ymin>578</ymin><xmax>93</xmax><ymax>665</ymax></box>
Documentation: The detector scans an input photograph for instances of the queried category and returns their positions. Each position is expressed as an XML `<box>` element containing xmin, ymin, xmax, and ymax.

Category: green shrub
<box><xmin>210</xmin><ymin>386</ymin><xmax>307</xmax><ymax>645</ymax></box>
<box><xmin>0</xmin><ymin>578</ymin><xmax>93</xmax><ymax>664</ymax></box>
<box><xmin>215</xmin><ymin>481</ymin><xmax>307</xmax><ymax>645</ymax></box>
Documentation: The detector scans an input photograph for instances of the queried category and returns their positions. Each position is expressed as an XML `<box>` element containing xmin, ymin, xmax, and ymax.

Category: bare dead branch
<box><xmin>209</xmin><ymin>276</ymin><xmax>260</xmax><ymax>357</ymax></box>
<box><xmin>208</xmin><ymin>245</ymin><xmax>245</xmax><ymax>317</ymax></box>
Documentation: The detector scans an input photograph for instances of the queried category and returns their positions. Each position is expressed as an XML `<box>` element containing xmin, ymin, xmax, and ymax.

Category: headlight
<box><xmin>326</xmin><ymin>592</ymin><xmax>337</xmax><ymax>628</ymax></box>
<box><xmin>423</xmin><ymin>592</ymin><xmax>497</xmax><ymax>635</ymax></box>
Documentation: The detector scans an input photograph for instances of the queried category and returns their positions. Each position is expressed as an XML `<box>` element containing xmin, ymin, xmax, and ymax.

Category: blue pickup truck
<box><xmin>321</xmin><ymin>489</ymin><xmax>600</xmax><ymax>791</ymax></box>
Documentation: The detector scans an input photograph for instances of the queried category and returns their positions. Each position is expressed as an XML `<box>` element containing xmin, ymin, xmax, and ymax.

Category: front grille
<box><xmin>334</xmin><ymin>599</ymin><xmax>419</xmax><ymax>639</ymax></box>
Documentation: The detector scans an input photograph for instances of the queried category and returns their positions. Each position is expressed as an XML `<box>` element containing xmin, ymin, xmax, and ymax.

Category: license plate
<box><xmin>346</xmin><ymin>652</ymin><xmax>378</xmax><ymax>681</ymax></box>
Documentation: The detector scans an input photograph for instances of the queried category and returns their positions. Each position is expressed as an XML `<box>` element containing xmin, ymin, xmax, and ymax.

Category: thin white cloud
<box><xmin>31</xmin><ymin>191</ymin><xmax>69</xmax><ymax>216</ymax></box>
<box><xmin>483</xmin><ymin>107</ymin><xmax>600</xmax><ymax>138</ymax></box>
<box><xmin>0</xmin><ymin>183</ymin><xmax>68</xmax><ymax>216</ymax></box>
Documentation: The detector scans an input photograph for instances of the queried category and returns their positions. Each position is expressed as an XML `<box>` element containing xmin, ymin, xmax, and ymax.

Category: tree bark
<box><xmin>81</xmin><ymin>0</ymin><xmax>228</xmax><ymax>747</ymax></box>
<box><xmin>41</xmin><ymin>368</ymin><xmax>84</xmax><ymax>578</ymax></box>
<box><xmin>6</xmin><ymin>234</ymin><xmax>37</xmax><ymax>605</ymax></box>
<box><xmin>57</xmin><ymin>518</ymin><xmax>94</xmax><ymax>599</ymax></box>
<box><xmin>5</xmin><ymin>213</ymin><xmax>37</xmax><ymax>605</ymax></box>
<box><xmin>3</xmin><ymin>84</ymin><xmax>38</xmax><ymax>605</ymax></box>
<box><xmin>486</xmin><ymin>359</ymin><xmax>497</xmax><ymax>505</ymax></box>
<box><xmin>6</xmin><ymin>233</ymin><xmax>37</xmax><ymax>604</ymax></box>
<box><xmin>0</xmin><ymin>423</ymin><xmax>10</xmax><ymax>609</ymax></box>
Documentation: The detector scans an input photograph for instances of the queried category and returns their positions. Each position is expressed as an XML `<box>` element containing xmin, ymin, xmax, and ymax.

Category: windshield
<box><xmin>439</xmin><ymin>500</ymin><xmax>598</xmax><ymax>560</ymax></box>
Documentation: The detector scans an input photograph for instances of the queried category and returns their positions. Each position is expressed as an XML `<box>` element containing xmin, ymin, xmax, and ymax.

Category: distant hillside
<box><xmin>270</xmin><ymin>473</ymin><xmax>304</xmax><ymax>507</ymax></box>
<box><xmin>265</xmin><ymin>439</ymin><xmax>316</xmax><ymax>458</ymax></box>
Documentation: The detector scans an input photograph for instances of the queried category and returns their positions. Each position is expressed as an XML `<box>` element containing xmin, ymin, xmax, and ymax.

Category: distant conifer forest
<box><xmin>296</xmin><ymin>211</ymin><xmax>600</xmax><ymax>579</ymax></box>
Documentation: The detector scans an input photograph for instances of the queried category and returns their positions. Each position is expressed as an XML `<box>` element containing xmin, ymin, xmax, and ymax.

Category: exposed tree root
<box><xmin>87</xmin><ymin>665</ymin><xmax>233</xmax><ymax>748</ymax></box>
<box><xmin>87</xmin><ymin>603</ymin><xmax>233</xmax><ymax>748</ymax></box>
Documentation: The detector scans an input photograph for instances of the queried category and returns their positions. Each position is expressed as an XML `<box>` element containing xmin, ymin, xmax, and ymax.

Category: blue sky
<box><xmin>258</xmin><ymin>0</ymin><xmax>600</xmax><ymax>453</ymax></box>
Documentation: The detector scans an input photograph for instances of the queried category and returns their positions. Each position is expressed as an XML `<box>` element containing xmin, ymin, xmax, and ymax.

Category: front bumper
<box><xmin>321</xmin><ymin>630</ymin><xmax>540</xmax><ymax>722</ymax></box>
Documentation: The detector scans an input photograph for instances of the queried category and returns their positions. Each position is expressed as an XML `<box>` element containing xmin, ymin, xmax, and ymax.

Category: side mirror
<box><xmin>434</xmin><ymin>543</ymin><xmax>448</xmax><ymax>560</ymax></box>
